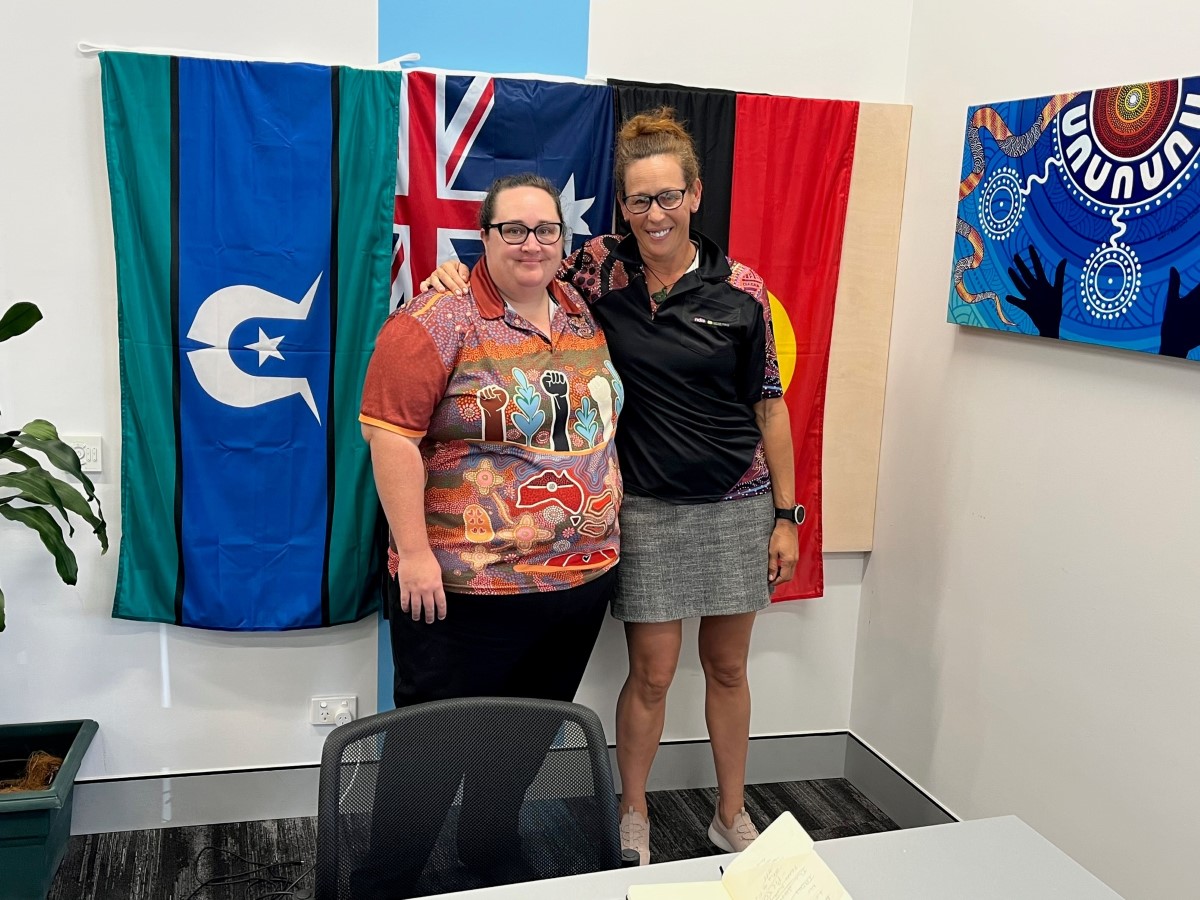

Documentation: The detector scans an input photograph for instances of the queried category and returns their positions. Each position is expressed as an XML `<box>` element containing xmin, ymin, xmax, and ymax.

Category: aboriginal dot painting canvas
<box><xmin>949</xmin><ymin>78</ymin><xmax>1200</xmax><ymax>362</ymax></box>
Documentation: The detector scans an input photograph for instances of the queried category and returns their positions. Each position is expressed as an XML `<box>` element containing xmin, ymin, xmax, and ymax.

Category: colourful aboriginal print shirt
<box><xmin>360</xmin><ymin>257</ymin><xmax>622</xmax><ymax>595</ymax></box>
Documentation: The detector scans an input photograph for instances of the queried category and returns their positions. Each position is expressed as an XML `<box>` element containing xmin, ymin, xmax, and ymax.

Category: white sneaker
<box><xmin>708</xmin><ymin>806</ymin><xmax>759</xmax><ymax>852</ymax></box>
<box><xmin>619</xmin><ymin>806</ymin><xmax>650</xmax><ymax>866</ymax></box>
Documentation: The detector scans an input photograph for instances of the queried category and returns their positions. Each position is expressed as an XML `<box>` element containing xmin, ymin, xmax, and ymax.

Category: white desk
<box><xmin>421</xmin><ymin>816</ymin><xmax>1124</xmax><ymax>899</ymax></box>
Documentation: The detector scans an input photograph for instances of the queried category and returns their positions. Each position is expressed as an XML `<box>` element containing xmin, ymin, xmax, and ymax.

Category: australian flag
<box><xmin>391</xmin><ymin>70</ymin><xmax>615</xmax><ymax>306</ymax></box>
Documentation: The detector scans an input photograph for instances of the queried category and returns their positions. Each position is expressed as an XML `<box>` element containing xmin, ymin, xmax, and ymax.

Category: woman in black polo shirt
<box><xmin>423</xmin><ymin>108</ymin><xmax>799</xmax><ymax>866</ymax></box>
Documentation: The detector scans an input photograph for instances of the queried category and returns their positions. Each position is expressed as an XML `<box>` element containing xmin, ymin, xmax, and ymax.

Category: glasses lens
<box><xmin>533</xmin><ymin>223</ymin><xmax>563</xmax><ymax>244</ymax></box>
<box><xmin>624</xmin><ymin>195</ymin><xmax>652</xmax><ymax>214</ymax></box>
<box><xmin>657</xmin><ymin>190</ymin><xmax>685</xmax><ymax>210</ymax></box>
<box><xmin>499</xmin><ymin>223</ymin><xmax>530</xmax><ymax>244</ymax></box>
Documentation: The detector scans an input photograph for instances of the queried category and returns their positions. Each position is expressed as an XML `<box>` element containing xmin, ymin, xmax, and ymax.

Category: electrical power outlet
<box><xmin>309</xmin><ymin>695</ymin><xmax>357</xmax><ymax>727</ymax></box>
<box><xmin>61</xmin><ymin>434</ymin><xmax>102</xmax><ymax>473</ymax></box>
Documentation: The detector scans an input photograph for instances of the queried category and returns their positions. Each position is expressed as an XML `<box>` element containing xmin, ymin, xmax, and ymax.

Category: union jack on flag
<box><xmin>391</xmin><ymin>70</ymin><xmax>616</xmax><ymax>307</ymax></box>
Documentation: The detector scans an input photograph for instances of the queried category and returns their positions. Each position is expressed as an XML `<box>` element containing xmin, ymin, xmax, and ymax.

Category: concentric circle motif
<box><xmin>1079</xmin><ymin>243</ymin><xmax>1141</xmax><ymax>320</ymax></box>
<box><xmin>1055</xmin><ymin>79</ymin><xmax>1200</xmax><ymax>210</ymax></box>
<box><xmin>1093</xmin><ymin>81</ymin><xmax>1177</xmax><ymax>159</ymax></box>
<box><xmin>978</xmin><ymin>166</ymin><xmax>1024</xmax><ymax>240</ymax></box>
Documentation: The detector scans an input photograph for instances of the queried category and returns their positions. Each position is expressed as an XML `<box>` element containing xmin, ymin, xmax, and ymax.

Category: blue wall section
<box><xmin>378</xmin><ymin>0</ymin><xmax>591</xmax><ymax>77</ymax></box>
<box><xmin>376</xmin><ymin>0</ymin><xmax>593</xmax><ymax>712</ymax></box>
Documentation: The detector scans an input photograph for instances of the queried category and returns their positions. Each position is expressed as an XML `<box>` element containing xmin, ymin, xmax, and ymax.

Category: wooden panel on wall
<box><xmin>822</xmin><ymin>102</ymin><xmax>912</xmax><ymax>551</ymax></box>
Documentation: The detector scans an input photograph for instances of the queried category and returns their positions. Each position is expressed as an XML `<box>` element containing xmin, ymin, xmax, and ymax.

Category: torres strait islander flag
<box><xmin>612</xmin><ymin>82</ymin><xmax>859</xmax><ymax>600</ymax></box>
<box><xmin>390</xmin><ymin>70</ymin><xmax>615</xmax><ymax>306</ymax></box>
<box><xmin>101</xmin><ymin>52</ymin><xmax>401</xmax><ymax>630</ymax></box>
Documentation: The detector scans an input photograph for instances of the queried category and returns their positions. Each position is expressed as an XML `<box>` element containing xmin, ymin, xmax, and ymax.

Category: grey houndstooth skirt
<box><xmin>611</xmin><ymin>492</ymin><xmax>774</xmax><ymax>623</ymax></box>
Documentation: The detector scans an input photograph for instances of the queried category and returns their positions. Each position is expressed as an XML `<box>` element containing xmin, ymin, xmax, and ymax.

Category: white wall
<box><xmin>588</xmin><ymin>0</ymin><xmax>913</xmax><ymax>103</ymax></box>
<box><xmin>852</xmin><ymin>1</ymin><xmax>1200</xmax><ymax>897</ymax></box>
<box><xmin>0</xmin><ymin>1</ymin><xmax>380</xmax><ymax>781</ymax></box>
<box><xmin>0</xmin><ymin>0</ymin><xmax>906</xmax><ymax>793</ymax></box>
<box><xmin>585</xmin><ymin>0</ymin><xmax>915</xmax><ymax>742</ymax></box>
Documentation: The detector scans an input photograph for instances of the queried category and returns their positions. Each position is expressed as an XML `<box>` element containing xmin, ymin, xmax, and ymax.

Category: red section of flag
<box><xmin>394</xmin><ymin>72</ymin><xmax>492</xmax><ymax>299</ymax></box>
<box><xmin>728</xmin><ymin>95</ymin><xmax>859</xmax><ymax>601</ymax></box>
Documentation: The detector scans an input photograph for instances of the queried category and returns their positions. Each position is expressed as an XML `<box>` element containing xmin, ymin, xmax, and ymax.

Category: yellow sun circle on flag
<box><xmin>768</xmin><ymin>291</ymin><xmax>797</xmax><ymax>393</ymax></box>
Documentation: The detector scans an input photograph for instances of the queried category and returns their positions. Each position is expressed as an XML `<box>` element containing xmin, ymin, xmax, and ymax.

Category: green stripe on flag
<box><xmin>101</xmin><ymin>52</ymin><xmax>181</xmax><ymax>623</ymax></box>
<box><xmin>325</xmin><ymin>67</ymin><xmax>401</xmax><ymax>624</ymax></box>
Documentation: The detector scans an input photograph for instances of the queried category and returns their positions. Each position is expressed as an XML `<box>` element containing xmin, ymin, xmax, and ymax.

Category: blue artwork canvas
<box><xmin>949</xmin><ymin>77</ymin><xmax>1200</xmax><ymax>362</ymax></box>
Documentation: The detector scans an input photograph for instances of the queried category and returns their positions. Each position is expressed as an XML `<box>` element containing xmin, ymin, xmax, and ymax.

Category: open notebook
<box><xmin>627</xmin><ymin>811</ymin><xmax>851</xmax><ymax>900</ymax></box>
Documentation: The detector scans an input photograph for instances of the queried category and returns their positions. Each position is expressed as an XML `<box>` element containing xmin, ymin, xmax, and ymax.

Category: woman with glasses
<box><xmin>361</xmin><ymin>170</ymin><xmax>622</xmax><ymax>712</ymax></box>
<box><xmin>356</xmin><ymin>173</ymin><xmax>624</xmax><ymax>893</ymax></box>
<box><xmin>422</xmin><ymin>110</ymin><xmax>799</xmax><ymax>865</ymax></box>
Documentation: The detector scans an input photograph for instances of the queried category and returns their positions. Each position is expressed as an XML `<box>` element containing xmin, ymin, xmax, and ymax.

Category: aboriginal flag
<box><xmin>101</xmin><ymin>52</ymin><xmax>401</xmax><ymax>630</ymax></box>
<box><xmin>611</xmin><ymin>82</ymin><xmax>859</xmax><ymax>600</ymax></box>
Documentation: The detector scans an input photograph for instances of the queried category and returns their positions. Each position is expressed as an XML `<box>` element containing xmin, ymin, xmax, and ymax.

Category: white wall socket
<box><xmin>61</xmin><ymin>434</ymin><xmax>102</xmax><ymax>473</ymax></box>
<box><xmin>310</xmin><ymin>695</ymin><xmax>357</xmax><ymax>727</ymax></box>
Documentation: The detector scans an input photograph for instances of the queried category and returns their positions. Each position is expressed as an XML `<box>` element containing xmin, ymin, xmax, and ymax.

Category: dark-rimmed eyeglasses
<box><xmin>485</xmin><ymin>221</ymin><xmax>565</xmax><ymax>245</ymax></box>
<box><xmin>621</xmin><ymin>188</ymin><xmax>687</xmax><ymax>215</ymax></box>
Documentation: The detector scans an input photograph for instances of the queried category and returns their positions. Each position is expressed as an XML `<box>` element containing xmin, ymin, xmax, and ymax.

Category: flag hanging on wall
<box><xmin>390</xmin><ymin>70</ymin><xmax>615</xmax><ymax>305</ymax></box>
<box><xmin>728</xmin><ymin>94</ymin><xmax>859</xmax><ymax>600</ymax></box>
<box><xmin>610</xmin><ymin>82</ymin><xmax>859</xmax><ymax>600</ymax></box>
<box><xmin>612</xmin><ymin>80</ymin><xmax>737</xmax><ymax>249</ymax></box>
<box><xmin>101</xmin><ymin>52</ymin><xmax>401</xmax><ymax>630</ymax></box>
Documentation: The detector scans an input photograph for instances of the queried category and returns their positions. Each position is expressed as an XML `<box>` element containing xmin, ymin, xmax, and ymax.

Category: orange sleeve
<box><xmin>359</xmin><ymin>313</ymin><xmax>452</xmax><ymax>438</ymax></box>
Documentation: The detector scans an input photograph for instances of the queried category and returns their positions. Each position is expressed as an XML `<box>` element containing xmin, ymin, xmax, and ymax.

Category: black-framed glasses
<box><xmin>485</xmin><ymin>221</ymin><xmax>565</xmax><ymax>245</ymax></box>
<box><xmin>621</xmin><ymin>188</ymin><xmax>687</xmax><ymax>215</ymax></box>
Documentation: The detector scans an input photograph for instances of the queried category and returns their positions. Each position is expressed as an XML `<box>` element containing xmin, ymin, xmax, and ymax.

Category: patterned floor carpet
<box><xmin>48</xmin><ymin>778</ymin><xmax>897</xmax><ymax>900</ymax></box>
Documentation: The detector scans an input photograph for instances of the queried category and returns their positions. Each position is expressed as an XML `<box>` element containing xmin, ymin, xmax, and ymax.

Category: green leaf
<box><xmin>1</xmin><ymin>447</ymin><xmax>39</xmax><ymax>469</ymax></box>
<box><xmin>0</xmin><ymin>302</ymin><xmax>42</xmax><ymax>342</ymax></box>
<box><xmin>0</xmin><ymin>468</ymin><xmax>109</xmax><ymax>552</ymax></box>
<box><xmin>14</xmin><ymin>420</ymin><xmax>99</xmax><ymax>500</ymax></box>
<box><xmin>0</xmin><ymin>471</ymin><xmax>73</xmax><ymax>532</ymax></box>
<box><xmin>0</xmin><ymin>504</ymin><xmax>78</xmax><ymax>585</ymax></box>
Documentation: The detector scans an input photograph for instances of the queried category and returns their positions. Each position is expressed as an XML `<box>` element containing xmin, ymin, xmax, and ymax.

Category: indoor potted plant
<box><xmin>1</xmin><ymin>300</ymin><xmax>106</xmax><ymax>899</ymax></box>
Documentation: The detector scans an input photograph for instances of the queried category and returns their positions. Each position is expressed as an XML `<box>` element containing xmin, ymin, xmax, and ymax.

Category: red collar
<box><xmin>471</xmin><ymin>256</ymin><xmax>582</xmax><ymax>320</ymax></box>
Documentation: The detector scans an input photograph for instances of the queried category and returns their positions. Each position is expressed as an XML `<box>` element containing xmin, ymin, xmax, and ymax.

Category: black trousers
<box><xmin>389</xmin><ymin>568</ymin><xmax>616</xmax><ymax>707</ymax></box>
<box><xmin>351</xmin><ymin>569</ymin><xmax>616</xmax><ymax>899</ymax></box>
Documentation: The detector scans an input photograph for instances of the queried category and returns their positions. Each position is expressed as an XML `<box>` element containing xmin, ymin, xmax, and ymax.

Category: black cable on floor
<box><xmin>182</xmin><ymin>845</ymin><xmax>311</xmax><ymax>900</ymax></box>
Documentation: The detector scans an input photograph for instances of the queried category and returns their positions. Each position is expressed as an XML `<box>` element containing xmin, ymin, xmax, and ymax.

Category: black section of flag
<box><xmin>170</xmin><ymin>56</ymin><xmax>185</xmax><ymax>625</ymax></box>
<box><xmin>321</xmin><ymin>67</ymin><xmax>341</xmax><ymax>628</ymax></box>
<box><xmin>611</xmin><ymin>80</ymin><xmax>737</xmax><ymax>250</ymax></box>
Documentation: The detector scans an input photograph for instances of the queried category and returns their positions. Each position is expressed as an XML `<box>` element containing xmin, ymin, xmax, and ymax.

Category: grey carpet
<box><xmin>49</xmin><ymin>778</ymin><xmax>896</xmax><ymax>900</ymax></box>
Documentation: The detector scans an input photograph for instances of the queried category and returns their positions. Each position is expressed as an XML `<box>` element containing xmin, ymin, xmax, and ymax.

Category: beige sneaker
<box><xmin>619</xmin><ymin>806</ymin><xmax>650</xmax><ymax>866</ymax></box>
<box><xmin>708</xmin><ymin>805</ymin><xmax>759</xmax><ymax>852</ymax></box>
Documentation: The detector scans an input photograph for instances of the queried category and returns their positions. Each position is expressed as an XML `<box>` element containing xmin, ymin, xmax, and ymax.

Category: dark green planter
<box><xmin>0</xmin><ymin>719</ymin><xmax>98</xmax><ymax>900</ymax></box>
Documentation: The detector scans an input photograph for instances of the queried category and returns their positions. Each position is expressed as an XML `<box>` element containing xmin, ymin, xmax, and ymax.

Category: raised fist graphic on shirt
<box><xmin>477</xmin><ymin>385</ymin><xmax>509</xmax><ymax>442</ymax></box>
<box><xmin>541</xmin><ymin>370</ymin><xmax>570</xmax><ymax>451</ymax></box>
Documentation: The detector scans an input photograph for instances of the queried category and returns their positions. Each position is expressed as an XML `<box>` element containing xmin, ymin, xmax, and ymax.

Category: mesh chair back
<box><xmin>316</xmin><ymin>697</ymin><xmax>622</xmax><ymax>899</ymax></box>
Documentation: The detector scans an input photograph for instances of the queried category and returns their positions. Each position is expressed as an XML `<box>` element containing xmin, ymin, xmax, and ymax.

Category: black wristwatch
<box><xmin>774</xmin><ymin>505</ymin><xmax>805</xmax><ymax>525</ymax></box>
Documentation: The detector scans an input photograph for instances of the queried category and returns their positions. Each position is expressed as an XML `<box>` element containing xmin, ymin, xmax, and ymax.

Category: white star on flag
<box><xmin>245</xmin><ymin>328</ymin><xmax>285</xmax><ymax>366</ymax></box>
<box><xmin>559</xmin><ymin>174</ymin><xmax>594</xmax><ymax>253</ymax></box>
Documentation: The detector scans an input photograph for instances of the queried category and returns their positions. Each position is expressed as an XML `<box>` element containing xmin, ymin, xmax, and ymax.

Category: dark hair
<box><xmin>478</xmin><ymin>172</ymin><xmax>564</xmax><ymax>230</ymax></box>
<box><xmin>614</xmin><ymin>107</ymin><xmax>701</xmax><ymax>195</ymax></box>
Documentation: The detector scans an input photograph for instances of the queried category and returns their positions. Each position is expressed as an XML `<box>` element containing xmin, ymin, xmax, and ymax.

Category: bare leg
<box><xmin>698</xmin><ymin>612</ymin><xmax>757</xmax><ymax>826</ymax></box>
<box><xmin>616</xmin><ymin>620</ymin><xmax>683</xmax><ymax>815</ymax></box>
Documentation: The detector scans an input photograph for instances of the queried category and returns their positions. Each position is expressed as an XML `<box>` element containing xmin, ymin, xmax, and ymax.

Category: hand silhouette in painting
<box><xmin>1159</xmin><ymin>267</ymin><xmax>1200</xmax><ymax>359</ymax></box>
<box><xmin>1006</xmin><ymin>246</ymin><xmax>1066</xmax><ymax>340</ymax></box>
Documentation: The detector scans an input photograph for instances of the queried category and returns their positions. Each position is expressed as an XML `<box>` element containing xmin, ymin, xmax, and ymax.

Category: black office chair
<box><xmin>316</xmin><ymin>697</ymin><xmax>626</xmax><ymax>899</ymax></box>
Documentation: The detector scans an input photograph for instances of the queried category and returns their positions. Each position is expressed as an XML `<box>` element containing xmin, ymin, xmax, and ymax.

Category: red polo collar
<box><xmin>471</xmin><ymin>255</ymin><xmax>582</xmax><ymax>320</ymax></box>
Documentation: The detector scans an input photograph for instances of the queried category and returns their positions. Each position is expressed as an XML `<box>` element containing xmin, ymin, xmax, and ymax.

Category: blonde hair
<box><xmin>614</xmin><ymin>107</ymin><xmax>701</xmax><ymax>195</ymax></box>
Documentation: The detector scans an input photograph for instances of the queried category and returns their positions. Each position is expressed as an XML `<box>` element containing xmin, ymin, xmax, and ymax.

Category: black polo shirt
<box><xmin>566</xmin><ymin>232</ymin><xmax>768</xmax><ymax>503</ymax></box>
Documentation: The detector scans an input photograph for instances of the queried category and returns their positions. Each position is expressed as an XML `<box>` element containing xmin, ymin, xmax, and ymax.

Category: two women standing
<box><xmin>366</xmin><ymin>107</ymin><xmax>798</xmax><ymax>867</ymax></box>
